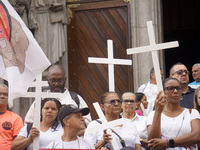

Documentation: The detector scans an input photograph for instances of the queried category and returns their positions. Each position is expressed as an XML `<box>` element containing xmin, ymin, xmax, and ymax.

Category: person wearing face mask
<box><xmin>169</xmin><ymin>62</ymin><xmax>195</xmax><ymax>108</ymax></box>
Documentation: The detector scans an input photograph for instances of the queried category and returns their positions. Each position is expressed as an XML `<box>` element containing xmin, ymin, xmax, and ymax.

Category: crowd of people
<box><xmin>1</xmin><ymin>62</ymin><xmax>200</xmax><ymax>150</ymax></box>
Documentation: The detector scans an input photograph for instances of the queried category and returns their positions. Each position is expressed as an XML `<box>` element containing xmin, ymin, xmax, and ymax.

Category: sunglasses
<box><xmin>171</xmin><ymin>70</ymin><xmax>190</xmax><ymax>76</ymax></box>
<box><xmin>123</xmin><ymin>100</ymin><xmax>137</xmax><ymax>104</ymax></box>
<box><xmin>104</xmin><ymin>99</ymin><xmax>122</xmax><ymax>105</ymax></box>
<box><xmin>164</xmin><ymin>86</ymin><xmax>182</xmax><ymax>93</ymax></box>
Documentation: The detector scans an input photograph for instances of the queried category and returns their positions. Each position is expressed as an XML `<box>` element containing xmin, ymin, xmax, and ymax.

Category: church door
<box><xmin>67</xmin><ymin>0</ymin><xmax>133</xmax><ymax>119</ymax></box>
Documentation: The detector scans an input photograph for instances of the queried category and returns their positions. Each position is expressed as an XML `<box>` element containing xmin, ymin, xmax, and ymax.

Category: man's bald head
<box><xmin>47</xmin><ymin>64</ymin><xmax>66</xmax><ymax>92</ymax></box>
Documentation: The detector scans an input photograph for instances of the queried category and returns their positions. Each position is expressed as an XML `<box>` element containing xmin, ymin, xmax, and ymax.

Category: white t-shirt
<box><xmin>24</xmin><ymin>89</ymin><xmax>92</xmax><ymax>125</ymax></box>
<box><xmin>147</xmin><ymin>109</ymin><xmax>200</xmax><ymax>150</ymax></box>
<box><xmin>84</xmin><ymin>120</ymin><xmax>140</xmax><ymax>149</ymax></box>
<box><xmin>47</xmin><ymin>136</ymin><xmax>94</xmax><ymax>149</ymax></box>
<box><xmin>18</xmin><ymin>123</ymin><xmax>63</xmax><ymax>150</ymax></box>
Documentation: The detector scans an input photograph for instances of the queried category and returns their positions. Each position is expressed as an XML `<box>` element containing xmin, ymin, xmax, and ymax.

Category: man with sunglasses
<box><xmin>121</xmin><ymin>92</ymin><xmax>149</xmax><ymax>150</ymax></box>
<box><xmin>169</xmin><ymin>62</ymin><xmax>195</xmax><ymax>108</ymax></box>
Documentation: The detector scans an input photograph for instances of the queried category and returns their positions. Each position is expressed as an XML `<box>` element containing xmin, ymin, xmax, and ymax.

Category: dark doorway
<box><xmin>162</xmin><ymin>0</ymin><xmax>200</xmax><ymax>82</ymax></box>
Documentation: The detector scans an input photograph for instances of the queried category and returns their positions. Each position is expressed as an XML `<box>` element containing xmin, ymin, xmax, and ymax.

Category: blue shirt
<box><xmin>189</xmin><ymin>81</ymin><xmax>200</xmax><ymax>85</ymax></box>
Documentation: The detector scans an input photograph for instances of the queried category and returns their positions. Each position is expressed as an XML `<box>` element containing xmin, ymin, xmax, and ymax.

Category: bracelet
<box><xmin>166</xmin><ymin>139</ymin><xmax>170</xmax><ymax>147</ymax></box>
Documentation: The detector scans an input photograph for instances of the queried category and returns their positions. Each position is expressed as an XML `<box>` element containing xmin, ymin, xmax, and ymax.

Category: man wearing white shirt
<box><xmin>137</xmin><ymin>68</ymin><xmax>163</xmax><ymax>112</ymax></box>
<box><xmin>25</xmin><ymin>64</ymin><xmax>92</xmax><ymax>125</ymax></box>
<box><xmin>47</xmin><ymin>105</ymin><xmax>94</xmax><ymax>149</ymax></box>
<box><xmin>121</xmin><ymin>92</ymin><xmax>148</xmax><ymax>150</ymax></box>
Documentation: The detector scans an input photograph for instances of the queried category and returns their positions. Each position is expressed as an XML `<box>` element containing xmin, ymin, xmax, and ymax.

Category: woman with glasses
<box><xmin>147</xmin><ymin>78</ymin><xmax>200</xmax><ymax>150</ymax></box>
<box><xmin>84</xmin><ymin>92</ymin><xmax>141</xmax><ymax>150</ymax></box>
<box><xmin>121</xmin><ymin>92</ymin><xmax>149</xmax><ymax>150</ymax></box>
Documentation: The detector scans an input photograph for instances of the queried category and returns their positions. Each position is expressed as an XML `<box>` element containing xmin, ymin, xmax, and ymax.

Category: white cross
<box><xmin>88</xmin><ymin>40</ymin><xmax>132</xmax><ymax>92</ymax></box>
<box><xmin>127</xmin><ymin>21</ymin><xmax>179</xmax><ymax>112</ymax></box>
<box><xmin>88</xmin><ymin>102</ymin><xmax>126</xmax><ymax>150</ymax></box>
<box><xmin>21</xmin><ymin>74</ymin><xmax>64</xmax><ymax>150</ymax></box>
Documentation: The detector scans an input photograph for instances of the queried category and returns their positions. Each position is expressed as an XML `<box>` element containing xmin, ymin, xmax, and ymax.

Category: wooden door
<box><xmin>67</xmin><ymin>0</ymin><xmax>133</xmax><ymax>119</ymax></box>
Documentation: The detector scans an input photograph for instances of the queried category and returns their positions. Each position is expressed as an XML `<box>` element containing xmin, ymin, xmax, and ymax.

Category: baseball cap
<box><xmin>58</xmin><ymin>104</ymin><xmax>90</xmax><ymax>121</ymax></box>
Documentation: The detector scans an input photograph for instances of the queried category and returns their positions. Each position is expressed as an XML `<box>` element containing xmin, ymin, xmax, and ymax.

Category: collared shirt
<box><xmin>180</xmin><ymin>86</ymin><xmax>195</xmax><ymax>109</ymax></box>
<box><xmin>189</xmin><ymin>81</ymin><xmax>200</xmax><ymax>85</ymax></box>
<box><xmin>122</xmin><ymin>113</ymin><xmax>148</xmax><ymax>140</ymax></box>
<box><xmin>122</xmin><ymin>113</ymin><xmax>147</xmax><ymax>150</ymax></box>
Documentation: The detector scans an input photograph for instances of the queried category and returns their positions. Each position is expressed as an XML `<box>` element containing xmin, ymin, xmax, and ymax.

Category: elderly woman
<box><xmin>121</xmin><ymin>92</ymin><xmax>148</xmax><ymax>150</ymax></box>
<box><xmin>84</xmin><ymin>91</ymin><xmax>141</xmax><ymax>150</ymax></box>
<box><xmin>11</xmin><ymin>98</ymin><xmax>63</xmax><ymax>150</ymax></box>
<box><xmin>147</xmin><ymin>78</ymin><xmax>200</xmax><ymax>150</ymax></box>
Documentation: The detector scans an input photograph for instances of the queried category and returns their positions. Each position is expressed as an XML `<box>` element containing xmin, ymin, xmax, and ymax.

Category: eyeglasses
<box><xmin>49</xmin><ymin>79</ymin><xmax>65</xmax><ymax>84</ymax></box>
<box><xmin>171</xmin><ymin>70</ymin><xmax>190</xmax><ymax>76</ymax></box>
<box><xmin>164</xmin><ymin>86</ymin><xmax>182</xmax><ymax>93</ymax></box>
<box><xmin>0</xmin><ymin>92</ymin><xmax>8</xmax><ymax>96</ymax></box>
<box><xmin>122</xmin><ymin>100</ymin><xmax>137</xmax><ymax>104</ymax></box>
<box><xmin>104</xmin><ymin>99</ymin><xmax>122</xmax><ymax>105</ymax></box>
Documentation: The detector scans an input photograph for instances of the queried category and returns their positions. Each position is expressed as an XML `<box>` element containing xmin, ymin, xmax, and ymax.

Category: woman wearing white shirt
<box><xmin>11</xmin><ymin>98</ymin><xmax>63</xmax><ymax>150</ymax></box>
<box><xmin>84</xmin><ymin>92</ymin><xmax>141</xmax><ymax>150</ymax></box>
<box><xmin>147</xmin><ymin>78</ymin><xmax>200</xmax><ymax>150</ymax></box>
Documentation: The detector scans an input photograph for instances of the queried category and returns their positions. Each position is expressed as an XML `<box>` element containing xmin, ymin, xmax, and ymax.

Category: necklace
<box><xmin>62</xmin><ymin>137</ymin><xmax>80</xmax><ymax>149</ymax></box>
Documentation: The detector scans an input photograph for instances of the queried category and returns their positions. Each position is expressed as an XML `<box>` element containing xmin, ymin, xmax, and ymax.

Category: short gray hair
<box><xmin>192</xmin><ymin>63</ymin><xmax>200</xmax><ymax>69</ymax></box>
<box><xmin>121</xmin><ymin>92</ymin><xmax>135</xmax><ymax>100</ymax></box>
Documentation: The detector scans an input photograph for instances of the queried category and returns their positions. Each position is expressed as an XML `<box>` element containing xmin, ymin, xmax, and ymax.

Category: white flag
<box><xmin>0</xmin><ymin>0</ymin><xmax>51</xmax><ymax>107</ymax></box>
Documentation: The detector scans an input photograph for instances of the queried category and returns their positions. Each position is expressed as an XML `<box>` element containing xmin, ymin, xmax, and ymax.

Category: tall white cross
<box><xmin>21</xmin><ymin>74</ymin><xmax>64</xmax><ymax>150</ymax></box>
<box><xmin>88</xmin><ymin>102</ymin><xmax>126</xmax><ymax>150</ymax></box>
<box><xmin>127</xmin><ymin>21</ymin><xmax>179</xmax><ymax>96</ymax></box>
<box><xmin>88</xmin><ymin>40</ymin><xmax>132</xmax><ymax>92</ymax></box>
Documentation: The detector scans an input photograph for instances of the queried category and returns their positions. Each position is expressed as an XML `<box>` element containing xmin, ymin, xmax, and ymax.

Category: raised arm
<box><xmin>147</xmin><ymin>91</ymin><xmax>167</xmax><ymax>140</ymax></box>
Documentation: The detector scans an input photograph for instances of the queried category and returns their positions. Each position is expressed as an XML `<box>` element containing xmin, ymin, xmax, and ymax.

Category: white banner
<box><xmin>0</xmin><ymin>0</ymin><xmax>51</xmax><ymax>107</ymax></box>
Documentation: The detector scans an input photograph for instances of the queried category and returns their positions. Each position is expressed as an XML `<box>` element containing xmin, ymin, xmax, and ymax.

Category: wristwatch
<box><xmin>169</xmin><ymin>139</ymin><xmax>175</xmax><ymax>147</ymax></box>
